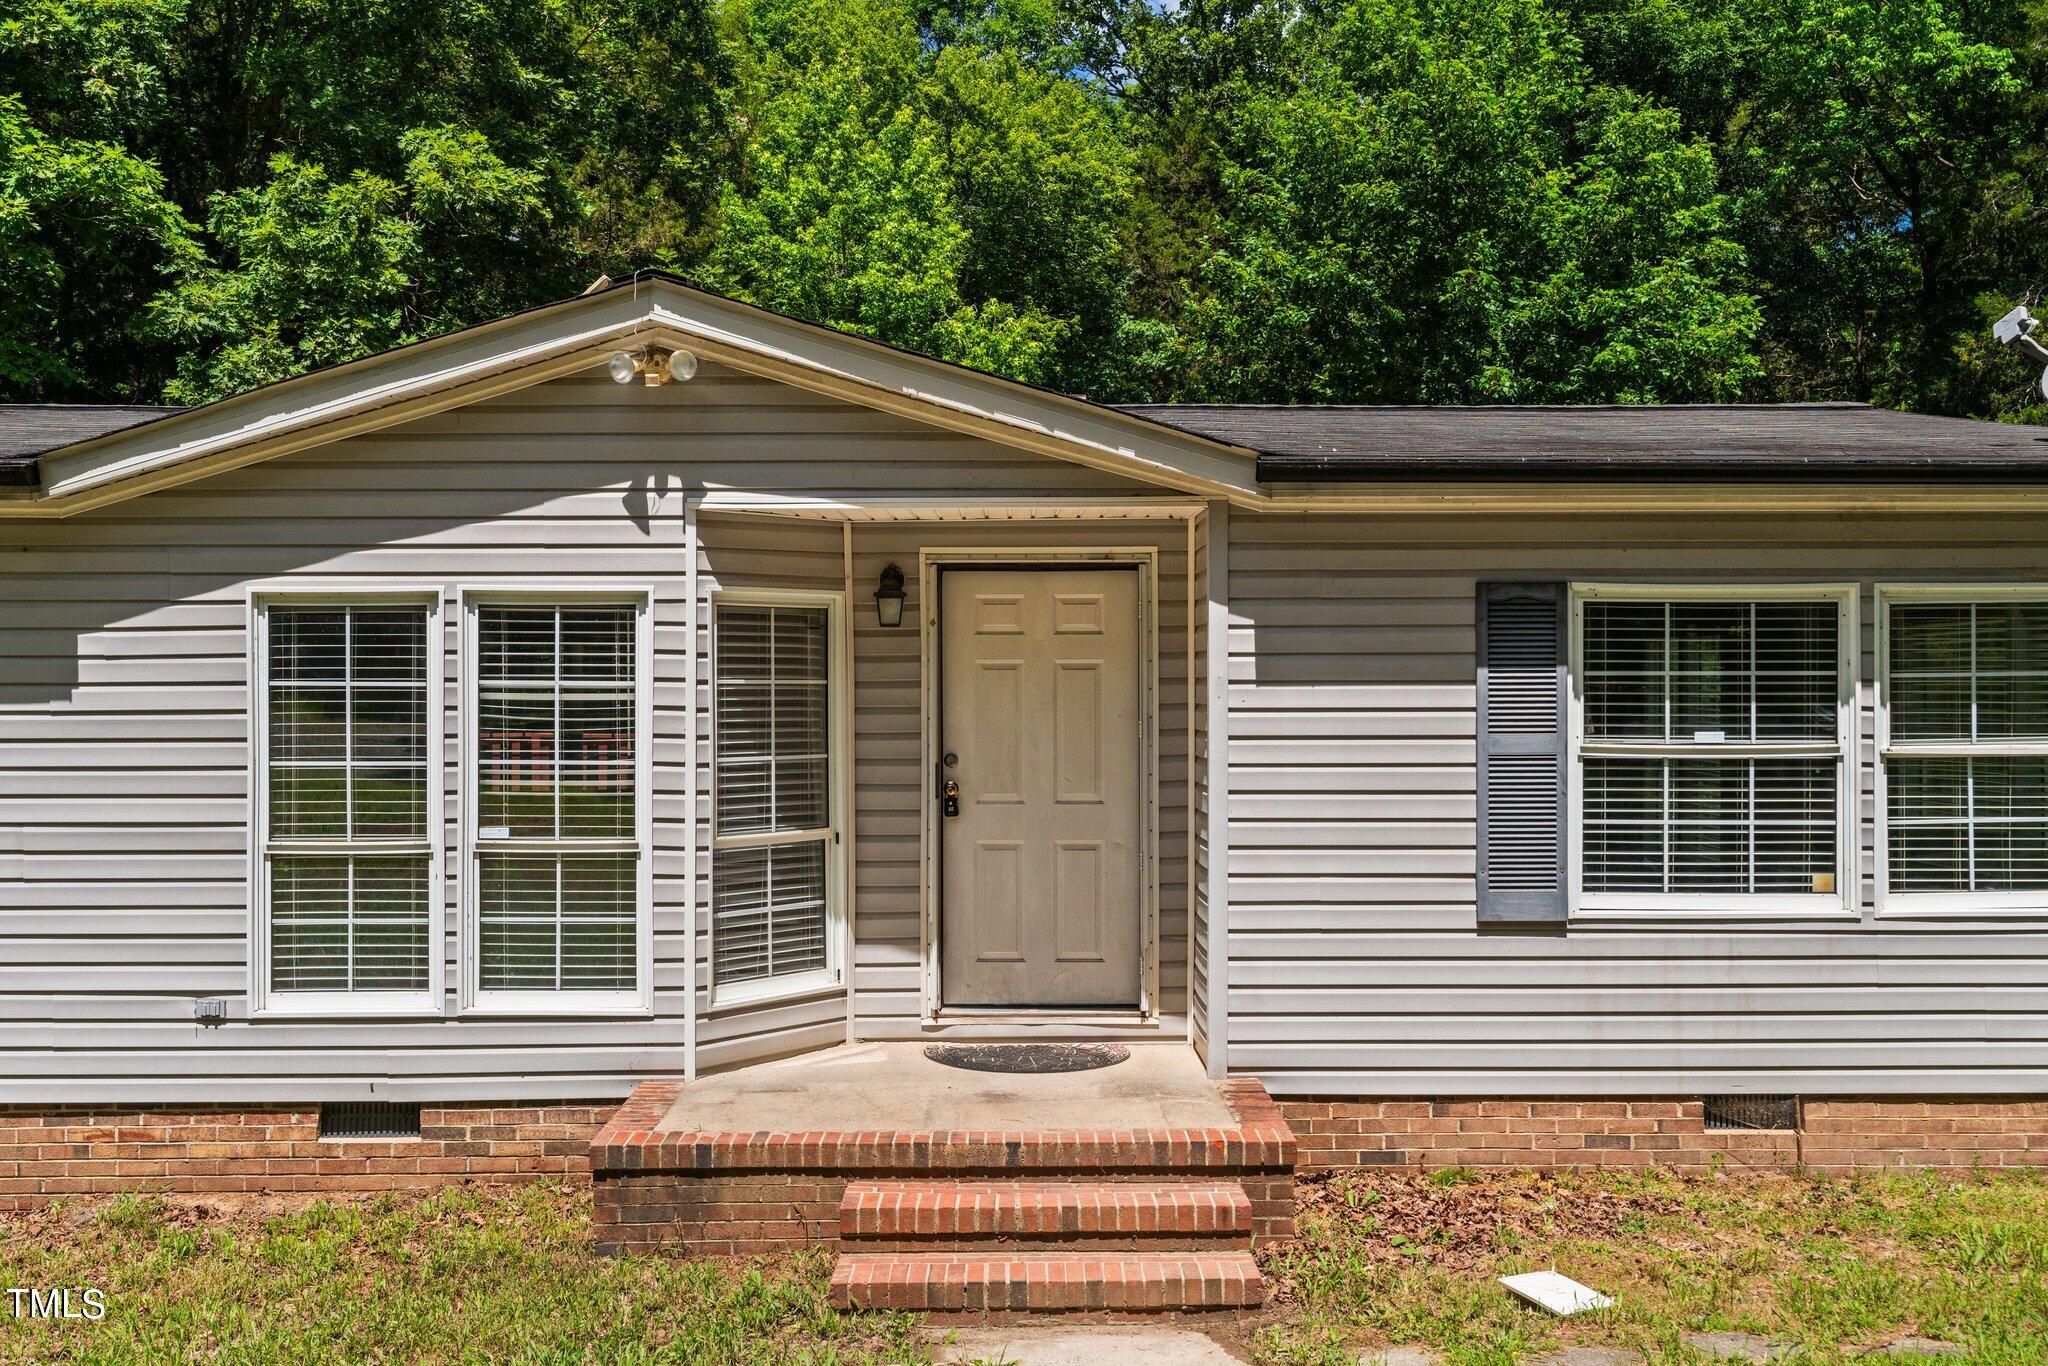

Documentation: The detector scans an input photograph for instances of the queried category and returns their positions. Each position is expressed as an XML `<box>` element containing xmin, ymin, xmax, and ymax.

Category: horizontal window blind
<box><xmin>1584</xmin><ymin>756</ymin><xmax>1837</xmax><ymax>894</ymax></box>
<box><xmin>713</xmin><ymin>603</ymin><xmax>834</xmax><ymax>989</ymax></box>
<box><xmin>473</xmin><ymin>604</ymin><xmax>640</xmax><ymax>993</ymax></box>
<box><xmin>478</xmin><ymin>606</ymin><xmax>637</xmax><ymax>839</ymax></box>
<box><xmin>1580</xmin><ymin>596</ymin><xmax>1843</xmax><ymax>901</ymax></box>
<box><xmin>714</xmin><ymin>606</ymin><xmax>829</xmax><ymax>836</ymax></box>
<box><xmin>712</xmin><ymin>842</ymin><xmax>828</xmax><ymax>986</ymax></box>
<box><xmin>1584</xmin><ymin>600</ymin><xmax>1838</xmax><ymax>743</ymax></box>
<box><xmin>1886</xmin><ymin>600</ymin><xmax>2048</xmax><ymax>896</ymax></box>
<box><xmin>264</xmin><ymin>606</ymin><xmax>432</xmax><ymax>995</ymax></box>
<box><xmin>477</xmin><ymin>851</ymin><xmax>637</xmax><ymax>991</ymax></box>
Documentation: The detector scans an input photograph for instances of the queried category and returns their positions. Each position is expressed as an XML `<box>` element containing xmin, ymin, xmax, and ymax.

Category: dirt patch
<box><xmin>1262</xmin><ymin>1168</ymin><xmax>1682</xmax><ymax>1304</ymax></box>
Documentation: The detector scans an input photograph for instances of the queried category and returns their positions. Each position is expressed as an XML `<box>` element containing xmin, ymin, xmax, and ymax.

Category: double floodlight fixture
<box><xmin>607</xmin><ymin>346</ymin><xmax>699</xmax><ymax>387</ymax></box>
<box><xmin>1993</xmin><ymin>304</ymin><xmax>2048</xmax><ymax>398</ymax></box>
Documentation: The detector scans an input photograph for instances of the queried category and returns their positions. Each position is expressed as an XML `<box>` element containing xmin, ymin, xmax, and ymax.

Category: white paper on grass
<box><xmin>1499</xmin><ymin>1270</ymin><xmax>1614</xmax><ymax>1316</ymax></box>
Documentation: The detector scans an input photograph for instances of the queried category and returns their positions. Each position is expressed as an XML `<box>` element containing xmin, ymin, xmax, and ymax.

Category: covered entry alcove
<box><xmin>684</xmin><ymin>497</ymin><xmax>1222</xmax><ymax>1077</ymax></box>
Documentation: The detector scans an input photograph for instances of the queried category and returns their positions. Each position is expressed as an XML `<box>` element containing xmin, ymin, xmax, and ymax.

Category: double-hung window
<box><xmin>1572</xmin><ymin>586</ymin><xmax>1854</xmax><ymax>914</ymax></box>
<box><xmin>1881</xmin><ymin>590</ymin><xmax>2048</xmax><ymax>911</ymax></box>
<box><xmin>711</xmin><ymin>594</ymin><xmax>841</xmax><ymax>1000</ymax></box>
<box><xmin>467</xmin><ymin>596</ymin><xmax>650</xmax><ymax>1010</ymax></box>
<box><xmin>254</xmin><ymin>598</ymin><xmax>438</xmax><ymax>1013</ymax></box>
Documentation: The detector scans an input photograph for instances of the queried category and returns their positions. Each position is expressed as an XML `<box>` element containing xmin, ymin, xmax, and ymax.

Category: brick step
<box><xmin>839</xmin><ymin>1180</ymin><xmax>1251</xmax><ymax>1249</ymax></box>
<box><xmin>830</xmin><ymin>1250</ymin><xmax>1263</xmax><ymax>1313</ymax></box>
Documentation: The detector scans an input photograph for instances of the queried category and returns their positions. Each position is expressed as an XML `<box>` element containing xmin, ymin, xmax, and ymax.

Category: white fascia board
<box><xmin>35</xmin><ymin>288</ymin><xmax>663</xmax><ymax>511</ymax></box>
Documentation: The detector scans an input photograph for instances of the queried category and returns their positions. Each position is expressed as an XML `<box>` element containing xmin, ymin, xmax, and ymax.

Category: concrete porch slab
<box><xmin>651</xmin><ymin>1043</ymin><xmax>1233</xmax><ymax>1135</ymax></box>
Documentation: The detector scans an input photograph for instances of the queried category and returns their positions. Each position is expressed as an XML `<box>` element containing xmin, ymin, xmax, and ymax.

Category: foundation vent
<box><xmin>1702</xmin><ymin>1094</ymin><xmax>1798</xmax><ymax>1132</ymax></box>
<box><xmin>319</xmin><ymin>1101</ymin><xmax>422</xmax><ymax>1141</ymax></box>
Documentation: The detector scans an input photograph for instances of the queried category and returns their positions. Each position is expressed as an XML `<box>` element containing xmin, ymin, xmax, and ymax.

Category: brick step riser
<box><xmin>829</xmin><ymin>1252</ymin><xmax>1264</xmax><ymax>1314</ymax></box>
<box><xmin>839</xmin><ymin>1179</ymin><xmax>1253</xmax><ymax>1243</ymax></box>
<box><xmin>841</xmin><ymin>1233</ymin><xmax>1253</xmax><ymax>1253</ymax></box>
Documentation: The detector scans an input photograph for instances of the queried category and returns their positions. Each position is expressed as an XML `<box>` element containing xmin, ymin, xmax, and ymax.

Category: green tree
<box><xmin>0</xmin><ymin>0</ymin><xmax>734</xmax><ymax>402</ymax></box>
<box><xmin>1175</xmin><ymin>0</ymin><xmax>1761</xmax><ymax>402</ymax></box>
<box><xmin>1726</xmin><ymin>0</ymin><xmax>2043</xmax><ymax>415</ymax></box>
<box><xmin>701</xmin><ymin>0</ymin><xmax>1135</xmax><ymax>390</ymax></box>
<box><xmin>0</xmin><ymin>2</ymin><xmax>196</xmax><ymax>398</ymax></box>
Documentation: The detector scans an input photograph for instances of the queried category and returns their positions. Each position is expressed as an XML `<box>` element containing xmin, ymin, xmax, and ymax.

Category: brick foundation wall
<box><xmin>1279</xmin><ymin>1097</ymin><xmax>2048</xmax><ymax>1172</ymax></box>
<box><xmin>599</xmin><ymin>1171</ymin><xmax>846</xmax><ymax>1257</ymax></box>
<box><xmin>0</xmin><ymin>1102</ymin><xmax>611</xmax><ymax>1207</ymax></box>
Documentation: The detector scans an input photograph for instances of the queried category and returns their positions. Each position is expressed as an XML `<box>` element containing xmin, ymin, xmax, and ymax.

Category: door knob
<box><xmin>941</xmin><ymin>779</ymin><xmax>960</xmax><ymax>818</ymax></box>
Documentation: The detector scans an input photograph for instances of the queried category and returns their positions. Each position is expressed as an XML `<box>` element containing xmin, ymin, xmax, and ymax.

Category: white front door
<box><xmin>938</xmin><ymin>567</ymin><xmax>1143</xmax><ymax>1008</ymax></box>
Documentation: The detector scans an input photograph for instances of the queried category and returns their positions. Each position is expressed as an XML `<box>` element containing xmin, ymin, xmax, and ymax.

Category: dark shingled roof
<box><xmin>1115</xmin><ymin>401</ymin><xmax>2048</xmax><ymax>481</ymax></box>
<box><xmin>4</xmin><ymin>395</ymin><xmax>2047</xmax><ymax>492</ymax></box>
<box><xmin>0</xmin><ymin>405</ymin><xmax>183</xmax><ymax>486</ymax></box>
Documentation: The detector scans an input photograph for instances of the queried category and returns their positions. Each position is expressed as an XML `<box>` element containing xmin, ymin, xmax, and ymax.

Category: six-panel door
<box><xmin>938</xmin><ymin>568</ymin><xmax>1143</xmax><ymax>1008</ymax></box>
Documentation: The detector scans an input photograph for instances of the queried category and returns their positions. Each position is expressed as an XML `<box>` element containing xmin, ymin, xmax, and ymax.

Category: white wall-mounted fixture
<box><xmin>606</xmin><ymin>348</ymin><xmax>699</xmax><ymax>386</ymax></box>
<box><xmin>1993</xmin><ymin>304</ymin><xmax>2048</xmax><ymax>398</ymax></box>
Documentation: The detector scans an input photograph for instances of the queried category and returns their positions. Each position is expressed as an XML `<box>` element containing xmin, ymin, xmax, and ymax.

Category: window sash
<box><xmin>256</xmin><ymin>600</ymin><xmax>437</xmax><ymax>1009</ymax></box>
<box><xmin>1882</xmin><ymin>592</ymin><xmax>2048</xmax><ymax>907</ymax></box>
<box><xmin>1573</xmin><ymin>587</ymin><xmax>1852</xmax><ymax>913</ymax></box>
<box><xmin>711</xmin><ymin>597</ymin><xmax>839</xmax><ymax>997</ymax></box>
<box><xmin>467</xmin><ymin>598</ymin><xmax>647</xmax><ymax>1004</ymax></box>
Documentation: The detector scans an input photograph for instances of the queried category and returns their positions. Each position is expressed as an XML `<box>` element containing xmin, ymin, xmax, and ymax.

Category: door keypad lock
<box><xmin>941</xmin><ymin>779</ymin><xmax>960</xmax><ymax>818</ymax></box>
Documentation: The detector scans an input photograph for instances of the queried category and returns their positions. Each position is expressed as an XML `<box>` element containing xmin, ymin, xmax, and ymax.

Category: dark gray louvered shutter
<box><xmin>1476</xmin><ymin>582</ymin><xmax>1568</xmax><ymax>923</ymax></box>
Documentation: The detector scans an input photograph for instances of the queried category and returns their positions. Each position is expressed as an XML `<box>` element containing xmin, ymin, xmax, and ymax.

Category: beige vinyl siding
<box><xmin>0</xmin><ymin>361</ymin><xmax>1179</xmax><ymax>1101</ymax></box>
<box><xmin>1226</xmin><ymin>510</ymin><xmax>2048</xmax><ymax>1096</ymax></box>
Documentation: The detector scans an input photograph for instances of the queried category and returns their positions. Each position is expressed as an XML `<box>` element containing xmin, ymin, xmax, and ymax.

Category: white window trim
<box><xmin>458</xmin><ymin>585</ymin><xmax>655</xmax><ymax>1017</ymax></box>
<box><xmin>1568</xmin><ymin>582</ymin><xmax>1860</xmax><ymax>920</ymax></box>
<box><xmin>707</xmin><ymin>587</ymin><xmax>850</xmax><ymax>1010</ymax></box>
<box><xmin>247</xmin><ymin>586</ymin><xmax>446</xmax><ymax>1018</ymax></box>
<box><xmin>1876</xmin><ymin>583</ymin><xmax>2048</xmax><ymax>918</ymax></box>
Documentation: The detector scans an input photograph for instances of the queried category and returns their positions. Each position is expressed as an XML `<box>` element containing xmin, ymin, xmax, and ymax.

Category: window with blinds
<box><xmin>712</xmin><ymin>601</ymin><xmax>835</xmax><ymax>992</ymax></box>
<box><xmin>1577</xmin><ymin>594</ymin><xmax>1848</xmax><ymax>904</ymax></box>
<box><xmin>261</xmin><ymin>603</ymin><xmax>434</xmax><ymax>1001</ymax></box>
<box><xmin>1884</xmin><ymin>597</ymin><xmax>2048</xmax><ymax>901</ymax></box>
<box><xmin>472</xmin><ymin>603</ymin><xmax>642</xmax><ymax>996</ymax></box>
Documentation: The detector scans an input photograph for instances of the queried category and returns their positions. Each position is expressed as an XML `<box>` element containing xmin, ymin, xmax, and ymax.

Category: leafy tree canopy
<box><xmin>1</xmin><ymin>0</ymin><xmax>2043</xmax><ymax>416</ymax></box>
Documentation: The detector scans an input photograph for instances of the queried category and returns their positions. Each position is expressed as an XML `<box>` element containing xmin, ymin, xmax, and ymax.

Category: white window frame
<box><xmin>708</xmin><ymin>587</ymin><xmax>849</xmax><ymax>1009</ymax></box>
<box><xmin>459</xmin><ymin>585</ymin><xmax>655</xmax><ymax>1016</ymax></box>
<box><xmin>1876</xmin><ymin>583</ymin><xmax>2048</xmax><ymax>917</ymax></box>
<box><xmin>1568</xmin><ymin>582</ymin><xmax>1860</xmax><ymax>920</ymax></box>
<box><xmin>248</xmin><ymin>586</ymin><xmax>446</xmax><ymax>1018</ymax></box>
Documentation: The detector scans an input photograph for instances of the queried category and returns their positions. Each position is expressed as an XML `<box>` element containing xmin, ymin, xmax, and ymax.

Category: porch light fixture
<box><xmin>874</xmin><ymin>563</ymin><xmax>906</xmax><ymax>628</ymax></box>
<box><xmin>606</xmin><ymin>348</ymin><xmax>699</xmax><ymax>386</ymax></box>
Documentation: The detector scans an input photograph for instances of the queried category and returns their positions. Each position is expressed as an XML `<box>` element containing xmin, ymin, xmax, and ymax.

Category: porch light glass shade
<box><xmin>874</xmin><ymin>563</ymin><xmax>906</xmax><ymax>628</ymax></box>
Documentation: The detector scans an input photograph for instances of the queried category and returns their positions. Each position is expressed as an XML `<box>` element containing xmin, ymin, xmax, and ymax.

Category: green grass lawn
<box><xmin>0</xmin><ymin>1184</ymin><xmax>923</xmax><ymax>1364</ymax></box>
<box><xmin>0</xmin><ymin>1169</ymin><xmax>2043</xmax><ymax>1364</ymax></box>
<box><xmin>1257</xmin><ymin>1165</ymin><xmax>2048</xmax><ymax>1365</ymax></box>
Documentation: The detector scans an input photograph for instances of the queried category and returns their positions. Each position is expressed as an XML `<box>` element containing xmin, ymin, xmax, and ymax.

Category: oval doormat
<box><xmin>923</xmin><ymin>1042</ymin><xmax>1130</xmax><ymax>1074</ymax></box>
